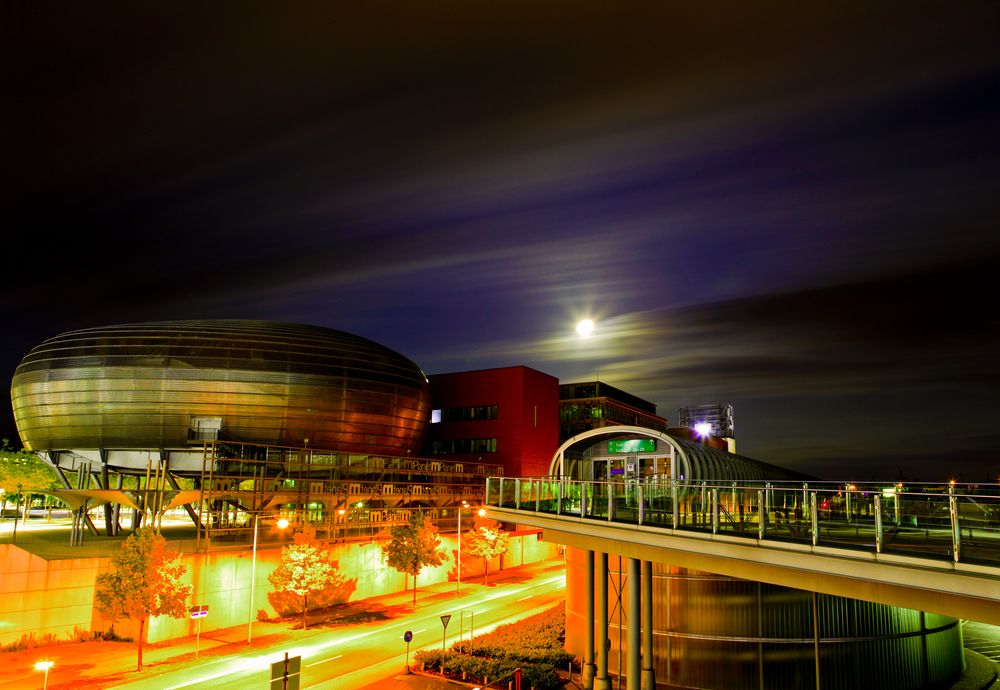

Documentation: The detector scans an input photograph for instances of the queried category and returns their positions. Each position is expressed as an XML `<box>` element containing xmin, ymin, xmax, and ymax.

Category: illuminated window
<box><xmin>430</xmin><ymin>438</ymin><xmax>498</xmax><ymax>454</ymax></box>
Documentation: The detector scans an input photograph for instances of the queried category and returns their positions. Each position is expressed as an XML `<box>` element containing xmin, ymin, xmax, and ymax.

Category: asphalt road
<box><xmin>107</xmin><ymin>565</ymin><xmax>566</xmax><ymax>690</ymax></box>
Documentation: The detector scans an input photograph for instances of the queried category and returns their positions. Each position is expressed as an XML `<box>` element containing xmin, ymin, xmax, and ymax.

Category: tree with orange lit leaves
<box><xmin>95</xmin><ymin>527</ymin><xmax>191</xmax><ymax>671</ymax></box>
<box><xmin>382</xmin><ymin>511</ymin><xmax>446</xmax><ymax>604</ymax></box>
<box><xmin>268</xmin><ymin>524</ymin><xmax>345</xmax><ymax>630</ymax></box>
<box><xmin>461</xmin><ymin>514</ymin><xmax>509</xmax><ymax>586</ymax></box>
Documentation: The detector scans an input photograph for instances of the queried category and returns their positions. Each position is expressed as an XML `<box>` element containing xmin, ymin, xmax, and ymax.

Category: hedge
<box><xmin>416</xmin><ymin>650</ymin><xmax>561</xmax><ymax>690</ymax></box>
<box><xmin>456</xmin><ymin>605</ymin><xmax>572</xmax><ymax>667</ymax></box>
<box><xmin>414</xmin><ymin>604</ymin><xmax>568</xmax><ymax>690</ymax></box>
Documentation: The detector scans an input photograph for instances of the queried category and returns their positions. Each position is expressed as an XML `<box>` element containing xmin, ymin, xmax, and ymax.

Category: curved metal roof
<box><xmin>550</xmin><ymin>425</ymin><xmax>812</xmax><ymax>483</ymax></box>
<box><xmin>11</xmin><ymin>320</ymin><xmax>432</xmax><ymax>457</ymax></box>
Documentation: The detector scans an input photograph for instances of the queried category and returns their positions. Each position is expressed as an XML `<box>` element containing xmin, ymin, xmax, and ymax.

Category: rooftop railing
<box><xmin>486</xmin><ymin>477</ymin><xmax>1000</xmax><ymax>567</ymax></box>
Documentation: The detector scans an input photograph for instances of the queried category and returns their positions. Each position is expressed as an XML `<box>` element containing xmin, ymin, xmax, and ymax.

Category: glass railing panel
<box><xmin>608</xmin><ymin>480</ymin><xmax>639</xmax><ymax>524</ymax></box>
<box><xmin>518</xmin><ymin>479</ymin><xmax>533</xmax><ymax>510</ymax></box>
<box><xmin>485</xmin><ymin>477</ymin><xmax>499</xmax><ymax>506</ymax></box>
<box><xmin>810</xmin><ymin>487</ymin><xmax>862</xmax><ymax>549</ymax></box>
<box><xmin>713</xmin><ymin>484</ymin><xmax>758</xmax><ymax>537</ymax></box>
<box><xmin>537</xmin><ymin>479</ymin><xmax>560</xmax><ymax>514</ymax></box>
<box><xmin>562</xmin><ymin>481</ymin><xmax>581</xmax><ymax>516</ymax></box>
<box><xmin>674</xmin><ymin>482</ymin><xmax>714</xmax><ymax>533</ymax></box>
<box><xmin>580</xmin><ymin>481</ymin><xmax>592</xmax><ymax>517</ymax></box>
<box><xmin>760</xmin><ymin>485</ymin><xmax>812</xmax><ymax>543</ymax></box>
<box><xmin>643</xmin><ymin>479</ymin><xmax>673</xmax><ymax>527</ymax></box>
<box><xmin>878</xmin><ymin>488</ymin><xmax>953</xmax><ymax>561</ymax></box>
<box><xmin>499</xmin><ymin>478</ymin><xmax>518</xmax><ymax>508</ymax></box>
<box><xmin>957</xmin><ymin>492</ymin><xmax>1000</xmax><ymax>565</ymax></box>
<box><xmin>585</xmin><ymin>481</ymin><xmax>612</xmax><ymax>521</ymax></box>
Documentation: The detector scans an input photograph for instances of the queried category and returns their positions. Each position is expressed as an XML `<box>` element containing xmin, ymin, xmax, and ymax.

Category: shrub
<box><xmin>1</xmin><ymin>632</ymin><xmax>59</xmax><ymax>653</ymax></box>
<box><xmin>456</xmin><ymin>605</ymin><xmax>572</xmax><ymax>666</ymax></box>
<box><xmin>414</xmin><ymin>650</ymin><xmax>561</xmax><ymax>690</ymax></box>
<box><xmin>414</xmin><ymin>604</ymin><xmax>566</xmax><ymax>690</ymax></box>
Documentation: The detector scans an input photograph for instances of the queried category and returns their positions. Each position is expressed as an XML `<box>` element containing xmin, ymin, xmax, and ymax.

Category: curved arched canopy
<box><xmin>549</xmin><ymin>425</ymin><xmax>811</xmax><ymax>485</ymax></box>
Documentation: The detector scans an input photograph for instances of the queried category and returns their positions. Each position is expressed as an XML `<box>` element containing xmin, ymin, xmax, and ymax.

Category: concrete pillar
<box><xmin>596</xmin><ymin>552</ymin><xmax>612</xmax><ymax>690</ymax></box>
<box><xmin>642</xmin><ymin>560</ymin><xmax>656</xmax><ymax>690</ymax></box>
<box><xmin>628</xmin><ymin>558</ymin><xmax>641</xmax><ymax>690</ymax></box>
<box><xmin>583</xmin><ymin>550</ymin><xmax>597</xmax><ymax>689</ymax></box>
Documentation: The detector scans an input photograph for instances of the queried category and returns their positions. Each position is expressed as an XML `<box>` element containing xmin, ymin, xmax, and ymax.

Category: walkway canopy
<box><xmin>549</xmin><ymin>425</ymin><xmax>811</xmax><ymax>485</ymax></box>
<box><xmin>33</xmin><ymin>488</ymin><xmax>203</xmax><ymax>512</ymax></box>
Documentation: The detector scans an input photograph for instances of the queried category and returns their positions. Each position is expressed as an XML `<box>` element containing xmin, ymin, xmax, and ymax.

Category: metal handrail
<box><xmin>486</xmin><ymin>476</ymin><xmax>1000</xmax><ymax>567</ymax></box>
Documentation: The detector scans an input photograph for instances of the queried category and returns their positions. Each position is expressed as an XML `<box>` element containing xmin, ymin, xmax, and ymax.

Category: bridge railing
<box><xmin>486</xmin><ymin>477</ymin><xmax>1000</xmax><ymax>567</ymax></box>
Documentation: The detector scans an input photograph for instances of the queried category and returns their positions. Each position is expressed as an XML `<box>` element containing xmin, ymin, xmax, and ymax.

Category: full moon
<box><xmin>576</xmin><ymin>319</ymin><xmax>595</xmax><ymax>338</ymax></box>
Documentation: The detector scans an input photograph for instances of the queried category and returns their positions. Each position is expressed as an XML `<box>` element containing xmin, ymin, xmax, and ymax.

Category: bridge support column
<box><xmin>641</xmin><ymin>560</ymin><xmax>656</xmax><ymax>690</ymax></box>
<box><xmin>582</xmin><ymin>550</ymin><xmax>597</xmax><ymax>689</ymax></box>
<box><xmin>595</xmin><ymin>552</ymin><xmax>613</xmax><ymax>690</ymax></box>
<box><xmin>628</xmin><ymin>558</ymin><xmax>640</xmax><ymax>690</ymax></box>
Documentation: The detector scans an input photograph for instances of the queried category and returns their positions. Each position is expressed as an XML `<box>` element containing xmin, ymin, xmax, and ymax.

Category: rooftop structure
<box><xmin>559</xmin><ymin>381</ymin><xmax>668</xmax><ymax>442</ymax></box>
<box><xmin>678</xmin><ymin>403</ymin><xmax>735</xmax><ymax>439</ymax></box>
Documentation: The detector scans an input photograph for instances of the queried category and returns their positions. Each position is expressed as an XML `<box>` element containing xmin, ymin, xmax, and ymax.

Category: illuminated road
<box><xmin>108</xmin><ymin>564</ymin><xmax>566</xmax><ymax>690</ymax></box>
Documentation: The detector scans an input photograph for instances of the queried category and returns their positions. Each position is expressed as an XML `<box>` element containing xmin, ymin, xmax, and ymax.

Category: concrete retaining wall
<box><xmin>0</xmin><ymin>532</ymin><xmax>557</xmax><ymax>646</ymax></box>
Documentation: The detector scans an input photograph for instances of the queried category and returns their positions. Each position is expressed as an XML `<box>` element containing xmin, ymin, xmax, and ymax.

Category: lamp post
<box><xmin>338</xmin><ymin>508</ymin><xmax>346</xmax><ymax>542</ymax></box>
<box><xmin>34</xmin><ymin>660</ymin><xmax>54</xmax><ymax>690</ymax></box>
<box><xmin>12</xmin><ymin>483</ymin><xmax>22</xmax><ymax>543</ymax></box>
<box><xmin>248</xmin><ymin>514</ymin><xmax>289</xmax><ymax>644</ymax></box>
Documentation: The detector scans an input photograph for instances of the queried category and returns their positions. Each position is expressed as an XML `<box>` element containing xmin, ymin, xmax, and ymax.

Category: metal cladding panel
<box><xmin>11</xmin><ymin>320</ymin><xmax>431</xmax><ymax>455</ymax></box>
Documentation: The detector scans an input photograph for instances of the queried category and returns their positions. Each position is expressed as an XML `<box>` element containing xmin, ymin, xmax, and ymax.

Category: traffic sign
<box><xmin>440</xmin><ymin>614</ymin><xmax>452</xmax><ymax>653</ymax></box>
<box><xmin>270</xmin><ymin>653</ymin><xmax>301</xmax><ymax>690</ymax></box>
<box><xmin>403</xmin><ymin>630</ymin><xmax>413</xmax><ymax>643</ymax></box>
<box><xmin>189</xmin><ymin>605</ymin><xmax>209</xmax><ymax>619</ymax></box>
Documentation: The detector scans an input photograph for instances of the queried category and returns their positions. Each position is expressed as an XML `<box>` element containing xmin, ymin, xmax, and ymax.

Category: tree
<box><xmin>0</xmin><ymin>440</ymin><xmax>59</xmax><ymax>517</ymax></box>
<box><xmin>382</xmin><ymin>511</ymin><xmax>447</xmax><ymax>604</ymax></box>
<box><xmin>95</xmin><ymin>527</ymin><xmax>192</xmax><ymax>671</ymax></box>
<box><xmin>462</xmin><ymin>514</ymin><xmax>509</xmax><ymax>586</ymax></box>
<box><xmin>268</xmin><ymin>524</ymin><xmax>345</xmax><ymax>630</ymax></box>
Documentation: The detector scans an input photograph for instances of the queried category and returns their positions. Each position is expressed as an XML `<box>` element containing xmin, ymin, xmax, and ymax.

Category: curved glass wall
<box><xmin>565</xmin><ymin>549</ymin><xmax>965</xmax><ymax>690</ymax></box>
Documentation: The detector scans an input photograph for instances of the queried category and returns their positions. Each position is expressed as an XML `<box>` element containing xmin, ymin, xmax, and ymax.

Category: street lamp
<box><xmin>247</xmin><ymin>513</ymin><xmax>288</xmax><ymax>644</ymax></box>
<box><xmin>338</xmin><ymin>508</ymin><xmax>346</xmax><ymax>542</ymax></box>
<box><xmin>34</xmin><ymin>660</ymin><xmax>54</xmax><ymax>690</ymax></box>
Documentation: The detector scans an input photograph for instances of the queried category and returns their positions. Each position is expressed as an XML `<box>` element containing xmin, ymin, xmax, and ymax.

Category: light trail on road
<box><xmin>109</xmin><ymin>564</ymin><xmax>565</xmax><ymax>690</ymax></box>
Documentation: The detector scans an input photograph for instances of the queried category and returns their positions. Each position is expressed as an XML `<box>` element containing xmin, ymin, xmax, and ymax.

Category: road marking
<box><xmin>307</xmin><ymin>653</ymin><xmax>343</xmax><ymax>668</ymax></box>
<box><xmin>517</xmin><ymin>595</ymin><xmax>533</xmax><ymax>601</ymax></box>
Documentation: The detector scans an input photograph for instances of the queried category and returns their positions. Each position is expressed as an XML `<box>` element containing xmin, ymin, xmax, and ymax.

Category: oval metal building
<box><xmin>11</xmin><ymin>320</ymin><xmax>432</xmax><ymax>469</ymax></box>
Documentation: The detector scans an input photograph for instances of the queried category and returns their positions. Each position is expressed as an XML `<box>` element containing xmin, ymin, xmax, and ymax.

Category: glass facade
<box><xmin>565</xmin><ymin>554</ymin><xmax>964</xmax><ymax>690</ymax></box>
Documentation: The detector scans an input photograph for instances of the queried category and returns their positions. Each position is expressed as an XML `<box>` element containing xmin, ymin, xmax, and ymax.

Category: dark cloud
<box><xmin>3</xmin><ymin>3</ymin><xmax>999</xmax><ymax>481</ymax></box>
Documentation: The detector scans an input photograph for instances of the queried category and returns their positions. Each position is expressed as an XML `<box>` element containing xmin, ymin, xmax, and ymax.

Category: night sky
<box><xmin>4</xmin><ymin>3</ymin><xmax>999</xmax><ymax>482</ymax></box>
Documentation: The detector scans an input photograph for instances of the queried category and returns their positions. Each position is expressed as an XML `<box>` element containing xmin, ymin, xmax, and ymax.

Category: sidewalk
<box><xmin>0</xmin><ymin>559</ymin><xmax>564</xmax><ymax>690</ymax></box>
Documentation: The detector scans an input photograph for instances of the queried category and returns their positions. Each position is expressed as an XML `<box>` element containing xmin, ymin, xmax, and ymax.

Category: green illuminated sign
<box><xmin>608</xmin><ymin>439</ymin><xmax>655</xmax><ymax>453</ymax></box>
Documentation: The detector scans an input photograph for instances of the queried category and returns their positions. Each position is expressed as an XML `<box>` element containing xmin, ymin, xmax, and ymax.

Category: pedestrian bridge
<box><xmin>484</xmin><ymin>475</ymin><xmax>1000</xmax><ymax>625</ymax></box>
